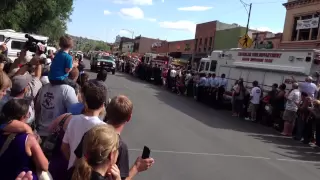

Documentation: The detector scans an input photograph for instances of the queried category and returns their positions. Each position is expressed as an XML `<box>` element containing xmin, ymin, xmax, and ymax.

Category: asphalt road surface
<box><xmin>83</xmin><ymin>59</ymin><xmax>320</xmax><ymax>180</ymax></box>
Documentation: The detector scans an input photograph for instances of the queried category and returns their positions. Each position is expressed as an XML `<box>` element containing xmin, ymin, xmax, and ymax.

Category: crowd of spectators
<box><xmin>0</xmin><ymin>35</ymin><xmax>154</xmax><ymax>180</ymax></box>
<box><xmin>127</xmin><ymin>62</ymin><xmax>320</xmax><ymax>148</ymax></box>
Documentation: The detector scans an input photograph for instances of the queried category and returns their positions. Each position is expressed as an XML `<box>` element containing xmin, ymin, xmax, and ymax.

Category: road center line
<box><xmin>129</xmin><ymin>149</ymin><xmax>320</xmax><ymax>164</ymax></box>
<box><xmin>128</xmin><ymin>149</ymin><xmax>270</xmax><ymax>160</ymax></box>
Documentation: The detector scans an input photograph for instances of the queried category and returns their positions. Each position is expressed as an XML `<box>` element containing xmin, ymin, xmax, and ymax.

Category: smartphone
<box><xmin>4</xmin><ymin>37</ymin><xmax>11</xmax><ymax>44</ymax></box>
<box><xmin>141</xmin><ymin>146</ymin><xmax>151</xmax><ymax>159</ymax></box>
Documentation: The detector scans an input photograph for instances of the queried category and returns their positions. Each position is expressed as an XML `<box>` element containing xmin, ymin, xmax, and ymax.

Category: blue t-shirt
<box><xmin>49</xmin><ymin>51</ymin><xmax>73</xmax><ymax>80</ymax></box>
<box><xmin>68</xmin><ymin>103</ymin><xmax>85</xmax><ymax>115</ymax></box>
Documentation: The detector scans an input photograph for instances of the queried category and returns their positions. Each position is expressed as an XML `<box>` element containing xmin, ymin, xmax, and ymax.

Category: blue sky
<box><xmin>67</xmin><ymin>0</ymin><xmax>287</xmax><ymax>42</ymax></box>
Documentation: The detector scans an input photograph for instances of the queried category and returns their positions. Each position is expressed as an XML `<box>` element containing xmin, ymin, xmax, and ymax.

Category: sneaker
<box><xmin>244</xmin><ymin>117</ymin><xmax>251</xmax><ymax>121</ymax></box>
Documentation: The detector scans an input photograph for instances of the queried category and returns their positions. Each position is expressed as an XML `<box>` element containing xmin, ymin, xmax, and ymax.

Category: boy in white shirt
<box><xmin>61</xmin><ymin>81</ymin><xmax>108</xmax><ymax>169</ymax></box>
<box><xmin>245</xmin><ymin>81</ymin><xmax>261</xmax><ymax>121</ymax></box>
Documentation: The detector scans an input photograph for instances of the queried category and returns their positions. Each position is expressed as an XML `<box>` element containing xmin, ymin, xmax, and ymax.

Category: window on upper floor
<box><xmin>291</xmin><ymin>13</ymin><xmax>319</xmax><ymax>41</ymax></box>
<box><xmin>199</xmin><ymin>38</ymin><xmax>202</xmax><ymax>45</ymax></box>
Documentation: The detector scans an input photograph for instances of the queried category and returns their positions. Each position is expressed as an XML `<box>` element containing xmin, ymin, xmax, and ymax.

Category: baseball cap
<box><xmin>10</xmin><ymin>74</ymin><xmax>32</xmax><ymax>96</ymax></box>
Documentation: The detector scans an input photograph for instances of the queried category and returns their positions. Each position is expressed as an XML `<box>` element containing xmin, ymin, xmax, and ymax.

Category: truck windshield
<box><xmin>100</xmin><ymin>56</ymin><xmax>114</xmax><ymax>61</ymax></box>
<box><xmin>210</xmin><ymin>60</ymin><xmax>217</xmax><ymax>72</ymax></box>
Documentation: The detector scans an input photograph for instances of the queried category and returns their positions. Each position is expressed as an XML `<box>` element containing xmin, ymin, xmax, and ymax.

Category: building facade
<box><xmin>134</xmin><ymin>36</ymin><xmax>164</xmax><ymax>54</ymax></box>
<box><xmin>150</xmin><ymin>41</ymin><xmax>169</xmax><ymax>54</ymax></box>
<box><xmin>214</xmin><ymin>27</ymin><xmax>247</xmax><ymax>50</ymax></box>
<box><xmin>194</xmin><ymin>21</ymin><xmax>216</xmax><ymax>60</ymax></box>
<box><xmin>121</xmin><ymin>42</ymin><xmax>134</xmax><ymax>53</ymax></box>
<box><xmin>280</xmin><ymin>0</ymin><xmax>320</xmax><ymax>48</ymax></box>
<box><xmin>168</xmin><ymin>39</ymin><xmax>194</xmax><ymax>54</ymax></box>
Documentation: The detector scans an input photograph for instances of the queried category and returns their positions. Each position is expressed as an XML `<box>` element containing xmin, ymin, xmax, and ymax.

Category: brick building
<box><xmin>193</xmin><ymin>21</ymin><xmax>240</xmax><ymax>63</ymax></box>
<box><xmin>134</xmin><ymin>36</ymin><xmax>164</xmax><ymax>54</ymax></box>
<box><xmin>280</xmin><ymin>0</ymin><xmax>320</xmax><ymax>49</ymax></box>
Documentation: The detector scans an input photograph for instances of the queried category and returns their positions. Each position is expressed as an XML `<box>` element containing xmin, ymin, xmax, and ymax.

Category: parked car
<box><xmin>90</xmin><ymin>54</ymin><xmax>116</xmax><ymax>74</ymax></box>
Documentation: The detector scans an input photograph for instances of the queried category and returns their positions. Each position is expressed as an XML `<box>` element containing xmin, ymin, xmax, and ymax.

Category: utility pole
<box><xmin>245</xmin><ymin>3</ymin><xmax>252</xmax><ymax>35</ymax></box>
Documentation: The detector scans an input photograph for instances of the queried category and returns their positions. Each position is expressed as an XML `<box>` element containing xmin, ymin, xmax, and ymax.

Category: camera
<box><xmin>24</xmin><ymin>34</ymin><xmax>47</xmax><ymax>53</ymax></box>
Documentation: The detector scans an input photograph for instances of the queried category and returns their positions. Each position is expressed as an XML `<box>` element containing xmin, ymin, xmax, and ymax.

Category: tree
<box><xmin>0</xmin><ymin>0</ymin><xmax>73</xmax><ymax>42</ymax></box>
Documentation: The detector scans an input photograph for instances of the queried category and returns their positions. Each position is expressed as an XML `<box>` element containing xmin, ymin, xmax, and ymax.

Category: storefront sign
<box><xmin>238</xmin><ymin>52</ymin><xmax>282</xmax><ymax>63</ymax></box>
<box><xmin>296</xmin><ymin>17</ymin><xmax>319</xmax><ymax>30</ymax></box>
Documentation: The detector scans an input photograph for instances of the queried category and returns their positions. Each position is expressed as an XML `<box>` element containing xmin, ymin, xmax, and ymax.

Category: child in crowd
<box><xmin>48</xmin><ymin>35</ymin><xmax>76</xmax><ymax>89</ymax></box>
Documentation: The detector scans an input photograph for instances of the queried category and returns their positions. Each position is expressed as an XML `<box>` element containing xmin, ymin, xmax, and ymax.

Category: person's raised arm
<box><xmin>2</xmin><ymin>120</ymin><xmax>33</xmax><ymax>134</ymax></box>
<box><xmin>126</xmin><ymin>157</ymin><xmax>155</xmax><ymax>180</ymax></box>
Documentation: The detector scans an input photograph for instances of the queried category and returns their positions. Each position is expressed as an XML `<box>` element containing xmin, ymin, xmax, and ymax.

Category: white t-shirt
<box><xmin>250</xmin><ymin>86</ymin><xmax>261</xmax><ymax>104</ymax></box>
<box><xmin>63</xmin><ymin>115</ymin><xmax>105</xmax><ymax>169</ymax></box>
<box><xmin>285</xmin><ymin>89</ymin><xmax>301</xmax><ymax>112</ymax></box>
<box><xmin>170</xmin><ymin>69</ymin><xmax>177</xmax><ymax>78</ymax></box>
<box><xmin>36</xmin><ymin>84</ymin><xmax>78</xmax><ymax>136</ymax></box>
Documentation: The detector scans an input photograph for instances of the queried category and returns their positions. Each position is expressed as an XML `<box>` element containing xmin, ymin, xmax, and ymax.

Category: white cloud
<box><xmin>146</xmin><ymin>18</ymin><xmax>157</xmax><ymax>22</ymax></box>
<box><xmin>159</xmin><ymin>20</ymin><xmax>196</xmax><ymax>33</ymax></box>
<box><xmin>103</xmin><ymin>10</ymin><xmax>111</xmax><ymax>15</ymax></box>
<box><xmin>119</xmin><ymin>7</ymin><xmax>144</xmax><ymax>19</ymax></box>
<box><xmin>178</xmin><ymin>6</ymin><xmax>213</xmax><ymax>11</ymax></box>
<box><xmin>113</xmin><ymin>0</ymin><xmax>152</xmax><ymax>5</ymax></box>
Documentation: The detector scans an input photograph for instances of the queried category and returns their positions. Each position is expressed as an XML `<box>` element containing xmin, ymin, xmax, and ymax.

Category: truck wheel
<box><xmin>112</xmin><ymin>70</ymin><xmax>115</xmax><ymax>75</ymax></box>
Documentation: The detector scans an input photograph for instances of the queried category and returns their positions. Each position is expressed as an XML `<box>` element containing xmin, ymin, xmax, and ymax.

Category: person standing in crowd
<box><xmin>68</xmin><ymin>125</ymin><xmax>121</xmax><ymax>180</ymax></box>
<box><xmin>209</xmin><ymin>73</ymin><xmax>219</xmax><ymax>107</ymax></box>
<box><xmin>197</xmin><ymin>73</ymin><xmax>206</xmax><ymax>102</ymax></box>
<box><xmin>78</xmin><ymin>72</ymin><xmax>89</xmax><ymax>88</ymax></box>
<box><xmin>273</xmin><ymin>83</ymin><xmax>286</xmax><ymax>131</ymax></box>
<box><xmin>0</xmin><ymin>99</ymin><xmax>48</xmax><ymax>180</ymax></box>
<box><xmin>0</xmin><ymin>74</ymin><xmax>35</xmax><ymax>125</ymax></box>
<box><xmin>91</xmin><ymin>70</ymin><xmax>108</xmax><ymax>88</ymax></box>
<box><xmin>292</xmin><ymin>76</ymin><xmax>317</xmax><ymax>98</ymax></box>
<box><xmin>170</xmin><ymin>67</ymin><xmax>177</xmax><ymax>92</ymax></box>
<box><xmin>217</xmin><ymin>74</ymin><xmax>228</xmax><ymax>109</ymax></box>
<box><xmin>74</xmin><ymin>95</ymin><xmax>154</xmax><ymax>180</ymax></box>
<box><xmin>35</xmin><ymin>70</ymin><xmax>78</xmax><ymax>139</ymax></box>
<box><xmin>294</xmin><ymin>92</ymin><xmax>311</xmax><ymax>141</ymax></box>
<box><xmin>233</xmin><ymin>80</ymin><xmax>247</xmax><ymax>117</ymax></box>
<box><xmin>245</xmin><ymin>81</ymin><xmax>261</xmax><ymax>122</ymax></box>
<box><xmin>282</xmin><ymin>82</ymin><xmax>301</xmax><ymax>136</ymax></box>
<box><xmin>61</xmin><ymin>81</ymin><xmax>107</xmax><ymax>169</ymax></box>
<box><xmin>193</xmin><ymin>72</ymin><xmax>199</xmax><ymax>99</ymax></box>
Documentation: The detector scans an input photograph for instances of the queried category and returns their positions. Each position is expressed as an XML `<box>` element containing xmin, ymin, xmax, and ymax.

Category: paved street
<box><xmin>83</xmin><ymin>60</ymin><xmax>320</xmax><ymax>180</ymax></box>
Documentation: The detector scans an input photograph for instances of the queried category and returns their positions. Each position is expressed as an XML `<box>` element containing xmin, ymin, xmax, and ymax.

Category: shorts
<box><xmin>282</xmin><ymin>110</ymin><xmax>297</xmax><ymax>124</ymax></box>
<box><xmin>248</xmin><ymin>103</ymin><xmax>259</xmax><ymax>112</ymax></box>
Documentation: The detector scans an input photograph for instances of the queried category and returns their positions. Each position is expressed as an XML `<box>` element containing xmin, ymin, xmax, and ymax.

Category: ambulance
<box><xmin>198</xmin><ymin>48</ymin><xmax>320</xmax><ymax>99</ymax></box>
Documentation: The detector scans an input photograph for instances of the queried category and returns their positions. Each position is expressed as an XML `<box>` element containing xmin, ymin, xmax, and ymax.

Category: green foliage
<box><xmin>0</xmin><ymin>0</ymin><xmax>73</xmax><ymax>43</ymax></box>
<box><xmin>71</xmin><ymin>35</ymin><xmax>111</xmax><ymax>52</ymax></box>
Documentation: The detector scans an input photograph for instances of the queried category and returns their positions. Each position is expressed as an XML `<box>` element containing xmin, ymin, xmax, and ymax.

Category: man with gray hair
<box><xmin>282</xmin><ymin>82</ymin><xmax>301</xmax><ymax>136</ymax></box>
<box><xmin>292</xmin><ymin>75</ymin><xmax>317</xmax><ymax>98</ymax></box>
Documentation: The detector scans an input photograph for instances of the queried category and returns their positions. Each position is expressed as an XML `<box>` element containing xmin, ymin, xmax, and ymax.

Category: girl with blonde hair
<box><xmin>68</xmin><ymin>124</ymin><xmax>121</xmax><ymax>180</ymax></box>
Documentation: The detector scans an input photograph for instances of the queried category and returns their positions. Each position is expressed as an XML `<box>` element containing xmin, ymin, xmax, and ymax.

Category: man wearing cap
<box><xmin>12</xmin><ymin>55</ymin><xmax>43</xmax><ymax>99</ymax></box>
<box><xmin>0</xmin><ymin>74</ymin><xmax>35</xmax><ymax>124</ymax></box>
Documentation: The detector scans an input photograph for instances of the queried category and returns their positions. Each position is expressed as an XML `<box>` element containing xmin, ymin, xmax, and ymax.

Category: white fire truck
<box><xmin>198</xmin><ymin>49</ymin><xmax>320</xmax><ymax>98</ymax></box>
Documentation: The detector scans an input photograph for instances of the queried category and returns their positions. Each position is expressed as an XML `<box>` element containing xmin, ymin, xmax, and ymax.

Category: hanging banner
<box><xmin>296</xmin><ymin>17</ymin><xmax>319</xmax><ymax>30</ymax></box>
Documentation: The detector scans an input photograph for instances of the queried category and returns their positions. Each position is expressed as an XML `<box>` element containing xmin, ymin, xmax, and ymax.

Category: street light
<box><xmin>121</xmin><ymin>29</ymin><xmax>134</xmax><ymax>39</ymax></box>
<box><xmin>121</xmin><ymin>29</ymin><xmax>135</xmax><ymax>54</ymax></box>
